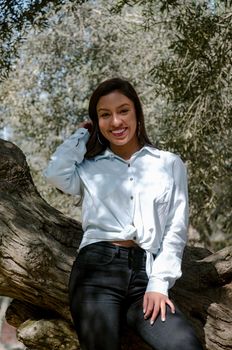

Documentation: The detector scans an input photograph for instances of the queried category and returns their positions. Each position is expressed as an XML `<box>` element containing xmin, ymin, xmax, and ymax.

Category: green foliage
<box><xmin>0</xmin><ymin>0</ymin><xmax>163</xmax><ymax>216</ymax></box>
<box><xmin>112</xmin><ymin>0</ymin><xmax>232</xmax><ymax>245</ymax></box>
<box><xmin>149</xmin><ymin>2</ymin><xmax>232</xmax><ymax>244</ymax></box>
<box><xmin>0</xmin><ymin>1</ymin><xmax>160</xmax><ymax>142</ymax></box>
<box><xmin>111</xmin><ymin>0</ymin><xmax>179</xmax><ymax>14</ymax></box>
<box><xmin>0</xmin><ymin>0</ymin><xmax>86</xmax><ymax>80</ymax></box>
<box><xmin>1</xmin><ymin>0</ymin><xmax>231</xmax><ymax>248</ymax></box>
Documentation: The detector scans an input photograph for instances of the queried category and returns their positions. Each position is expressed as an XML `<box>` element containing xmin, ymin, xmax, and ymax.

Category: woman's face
<box><xmin>96</xmin><ymin>90</ymin><xmax>139</xmax><ymax>156</ymax></box>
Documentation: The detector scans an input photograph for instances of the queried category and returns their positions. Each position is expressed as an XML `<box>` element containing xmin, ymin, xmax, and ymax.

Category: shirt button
<box><xmin>128</xmin><ymin>163</ymin><xmax>131</xmax><ymax>167</ymax></box>
<box><xmin>130</xmin><ymin>177</ymin><xmax>133</xmax><ymax>181</ymax></box>
<box><xmin>133</xmin><ymin>236</ymin><xmax>136</xmax><ymax>240</ymax></box>
<box><xmin>130</xmin><ymin>196</ymin><xmax>134</xmax><ymax>200</ymax></box>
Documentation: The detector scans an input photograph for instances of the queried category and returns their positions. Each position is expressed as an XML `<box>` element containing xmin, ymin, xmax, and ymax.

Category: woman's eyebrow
<box><xmin>118</xmin><ymin>103</ymin><xmax>130</xmax><ymax>108</ymax></box>
<box><xmin>97</xmin><ymin>103</ymin><xmax>130</xmax><ymax>112</ymax></box>
<box><xmin>97</xmin><ymin>107</ymin><xmax>110</xmax><ymax>112</ymax></box>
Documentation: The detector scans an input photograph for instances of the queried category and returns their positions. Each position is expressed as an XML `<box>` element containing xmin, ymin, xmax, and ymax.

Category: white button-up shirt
<box><xmin>44</xmin><ymin>128</ymin><xmax>189</xmax><ymax>296</ymax></box>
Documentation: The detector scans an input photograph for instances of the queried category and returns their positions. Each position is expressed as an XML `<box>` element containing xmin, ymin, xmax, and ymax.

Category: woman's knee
<box><xmin>166</xmin><ymin>319</ymin><xmax>203</xmax><ymax>350</ymax></box>
<box><xmin>154</xmin><ymin>307</ymin><xmax>203</xmax><ymax>350</ymax></box>
<box><xmin>168</xmin><ymin>330</ymin><xmax>203</xmax><ymax>350</ymax></box>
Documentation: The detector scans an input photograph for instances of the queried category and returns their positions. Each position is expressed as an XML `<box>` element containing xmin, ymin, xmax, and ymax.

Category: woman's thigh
<box><xmin>68</xmin><ymin>243</ymin><xmax>131</xmax><ymax>350</ymax></box>
<box><xmin>126</xmin><ymin>300</ymin><xmax>203</xmax><ymax>350</ymax></box>
<box><xmin>72</xmin><ymin>298</ymin><xmax>122</xmax><ymax>350</ymax></box>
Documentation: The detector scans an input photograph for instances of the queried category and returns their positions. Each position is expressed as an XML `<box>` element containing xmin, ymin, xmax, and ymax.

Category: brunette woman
<box><xmin>44</xmin><ymin>78</ymin><xmax>203</xmax><ymax>350</ymax></box>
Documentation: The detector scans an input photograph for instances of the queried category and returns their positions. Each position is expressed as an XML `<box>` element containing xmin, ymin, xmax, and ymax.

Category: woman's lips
<box><xmin>111</xmin><ymin>128</ymin><xmax>127</xmax><ymax>137</ymax></box>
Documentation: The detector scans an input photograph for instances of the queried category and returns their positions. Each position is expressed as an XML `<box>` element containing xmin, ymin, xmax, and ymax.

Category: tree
<box><xmin>0</xmin><ymin>0</ymin><xmax>88</xmax><ymax>80</ymax></box>
<box><xmin>113</xmin><ymin>0</ymin><xmax>232</xmax><ymax>247</ymax></box>
<box><xmin>0</xmin><ymin>3</ymin><xmax>232</xmax><ymax>348</ymax></box>
<box><xmin>0</xmin><ymin>0</ymin><xmax>165</xmax><ymax>217</ymax></box>
<box><xmin>1</xmin><ymin>0</ymin><xmax>231</xmax><ymax>246</ymax></box>
<box><xmin>150</xmin><ymin>2</ymin><xmax>232</xmax><ymax>246</ymax></box>
<box><xmin>0</xmin><ymin>138</ymin><xmax>232</xmax><ymax>350</ymax></box>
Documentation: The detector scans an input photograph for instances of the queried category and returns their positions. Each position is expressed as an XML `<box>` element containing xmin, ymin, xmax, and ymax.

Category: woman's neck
<box><xmin>110</xmin><ymin>141</ymin><xmax>141</xmax><ymax>160</ymax></box>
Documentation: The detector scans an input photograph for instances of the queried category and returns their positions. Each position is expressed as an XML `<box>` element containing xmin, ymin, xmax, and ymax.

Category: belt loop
<box><xmin>114</xmin><ymin>245</ymin><xmax>120</xmax><ymax>257</ymax></box>
<box><xmin>128</xmin><ymin>247</ymin><xmax>133</xmax><ymax>269</ymax></box>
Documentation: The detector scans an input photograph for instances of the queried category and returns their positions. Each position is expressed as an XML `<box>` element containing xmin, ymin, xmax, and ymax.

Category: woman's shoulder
<box><xmin>144</xmin><ymin>145</ymin><xmax>182</xmax><ymax>162</ymax></box>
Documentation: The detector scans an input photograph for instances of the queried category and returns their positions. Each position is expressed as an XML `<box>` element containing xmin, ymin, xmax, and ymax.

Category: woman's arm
<box><xmin>44</xmin><ymin>124</ymin><xmax>90</xmax><ymax>195</ymax></box>
<box><xmin>143</xmin><ymin>155</ymin><xmax>189</xmax><ymax>323</ymax></box>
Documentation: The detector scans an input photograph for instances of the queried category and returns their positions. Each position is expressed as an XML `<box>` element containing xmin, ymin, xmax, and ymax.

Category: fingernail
<box><xmin>143</xmin><ymin>309</ymin><xmax>146</xmax><ymax>314</ymax></box>
<box><xmin>172</xmin><ymin>310</ymin><xmax>175</xmax><ymax>314</ymax></box>
<box><xmin>161</xmin><ymin>317</ymin><xmax>165</xmax><ymax>322</ymax></box>
<box><xmin>150</xmin><ymin>320</ymin><xmax>154</xmax><ymax>325</ymax></box>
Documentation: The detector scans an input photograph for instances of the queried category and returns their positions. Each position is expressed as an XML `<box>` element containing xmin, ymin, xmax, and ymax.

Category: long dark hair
<box><xmin>85</xmin><ymin>77</ymin><xmax>153</xmax><ymax>159</ymax></box>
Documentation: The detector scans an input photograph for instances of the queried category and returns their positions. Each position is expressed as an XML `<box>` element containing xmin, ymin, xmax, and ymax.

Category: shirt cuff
<box><xmin>145</xmin><ymin>277</ymin><xmax>169</xmax><ymax>296</ymax></box>
<box><xmin>72</xmin><ymin>127</ymin><xmax>89</xmax><ymax>141</ymax></box>
<box><xmin>70</xmin><ymin>128</ymin><xmax>90</xmax><ymax>164</ymax></box>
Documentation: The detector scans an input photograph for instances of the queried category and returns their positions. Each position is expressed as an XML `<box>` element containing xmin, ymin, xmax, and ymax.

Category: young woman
<box><xmin>44</xmin><ymin>78</ymin><xmax>203</xmax><ymax>350</ymax></box>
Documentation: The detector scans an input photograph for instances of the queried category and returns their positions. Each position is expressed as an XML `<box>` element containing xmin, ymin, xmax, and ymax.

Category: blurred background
<box><xmin>0</xmin><ymin>0</ymin><xmax>231</xmax><ymax>348</ymax></box>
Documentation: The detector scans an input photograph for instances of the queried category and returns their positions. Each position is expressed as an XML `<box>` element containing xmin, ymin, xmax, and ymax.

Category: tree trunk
<box><xmin>0</xmin><ymin>138</ymin><xmax>231</xmax><ymax>350</ymax></box>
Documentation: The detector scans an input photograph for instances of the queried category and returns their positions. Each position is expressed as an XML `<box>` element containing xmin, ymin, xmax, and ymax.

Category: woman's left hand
<box><xmin>143</xmin><ymin>292</ymin><xmax>175</xmax><ymax>325</ymax></box>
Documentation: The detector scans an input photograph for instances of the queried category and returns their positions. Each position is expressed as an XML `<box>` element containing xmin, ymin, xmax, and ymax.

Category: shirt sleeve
<box><xmin>43</xmin><ymin>128</ymin><xmax>90</xmax><ymax>195</ymax></box>
<box><xmin>146</xmin><ymin>155</ymin><xmax>189</xmax><ymax>296</ymax></box>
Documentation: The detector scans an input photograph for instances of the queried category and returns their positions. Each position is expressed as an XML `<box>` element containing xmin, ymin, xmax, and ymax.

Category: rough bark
<box><xmin>0</xmin><ymin>138</ymin><xmax>231</xmax><ymax>350</ymax></box>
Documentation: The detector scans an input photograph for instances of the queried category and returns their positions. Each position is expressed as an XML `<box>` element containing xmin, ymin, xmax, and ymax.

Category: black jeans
<box><xmin>69</xmin><ymin>242</ymin><xmax>203</xmax><ymax>350</ymax></box>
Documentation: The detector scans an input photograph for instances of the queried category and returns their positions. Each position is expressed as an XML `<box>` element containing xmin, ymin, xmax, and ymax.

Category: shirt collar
<box><xmin>142</xmin><ymin>145</ymin><xmax>161</xmax><ymax>157</ymax></box>
<box><xmin>94</xmin><ymin>145</ymin><xmax>160</xmax><ymax>161</ymax></box>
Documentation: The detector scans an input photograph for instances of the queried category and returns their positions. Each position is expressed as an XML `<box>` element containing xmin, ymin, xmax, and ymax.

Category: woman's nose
<box><xmin>111</xmin><ymin>113</ymin><xmax>121</xmax><ymax>126</ymax></box>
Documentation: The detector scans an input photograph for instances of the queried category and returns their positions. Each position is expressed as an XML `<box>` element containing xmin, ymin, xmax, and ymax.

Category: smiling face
<box><xmin>97</xmin><ymin>90</ymin><xmax>140</xmax><ymax>159</ymax></box>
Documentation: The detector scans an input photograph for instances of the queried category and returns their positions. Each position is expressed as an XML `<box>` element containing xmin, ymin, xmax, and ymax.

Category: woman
<box><xmin>44</xmin><ymin>78</ymin><xmax>203</xmax><ymax>350</ymax></box>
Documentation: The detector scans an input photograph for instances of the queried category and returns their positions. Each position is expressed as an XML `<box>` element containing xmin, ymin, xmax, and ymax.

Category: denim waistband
<box><xmin>83</xmin><ymin>241</ymin><xmax>144</xmax><ymax>252</ymax></box>
<box><xmin>79</xmin><ymin>241</ymin><xmax>147</xmax><ymax>261</ymax></box>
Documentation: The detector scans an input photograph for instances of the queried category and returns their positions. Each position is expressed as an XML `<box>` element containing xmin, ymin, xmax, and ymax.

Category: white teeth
<box><xmin>112</xmin><ymin>128</ymin><xmax>126</xmax><ymax>134</ymax></box>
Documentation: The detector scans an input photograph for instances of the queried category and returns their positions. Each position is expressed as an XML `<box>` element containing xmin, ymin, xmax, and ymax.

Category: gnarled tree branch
<box><xmin>0</xmin><ymin>139</ymin><xmax>231</xmax><ymax>350</ymax></box>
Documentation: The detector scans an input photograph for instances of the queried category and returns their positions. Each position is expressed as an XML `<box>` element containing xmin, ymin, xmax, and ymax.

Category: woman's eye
<box><xmin>101</xmin><ymin>113</ymin><xmax>110</xmax><ymax>118</ymax></box>
<box><xmin>120</xmin><ymin>109</ymin><xmax>129</xmax><ymax>114</ymax></box>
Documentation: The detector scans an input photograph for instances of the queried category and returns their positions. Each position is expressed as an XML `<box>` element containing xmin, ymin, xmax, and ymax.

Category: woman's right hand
<box><xmin>78</xmin><ymin>120</ymin><xmax>93</xmax><ymax>133</ymax></box>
